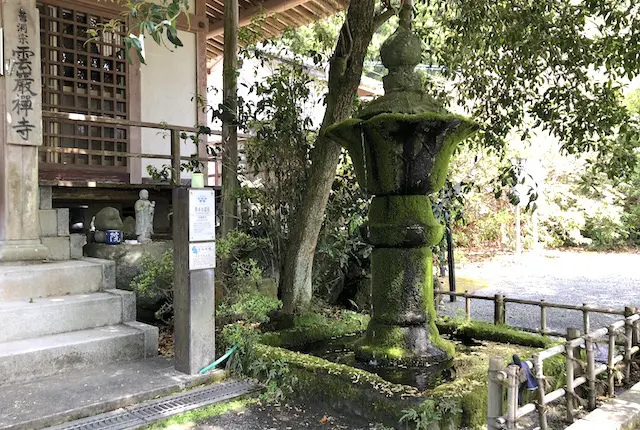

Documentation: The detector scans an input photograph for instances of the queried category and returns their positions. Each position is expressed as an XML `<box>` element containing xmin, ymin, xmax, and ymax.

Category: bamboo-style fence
<box><xmin>435</xmin><ymin>289</ymin><xmax>632</xmax><ymax>337</ymax></box>
<box><xmin>487</xmin><ymin>313</ymin><xmax>640</xmax><ymax>430</ymax></box>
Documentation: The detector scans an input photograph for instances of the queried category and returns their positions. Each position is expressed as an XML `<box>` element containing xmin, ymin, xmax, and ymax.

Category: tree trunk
<box><xmin>221</xmin><ymin>0</ymin><xmax>239</xmax><ymax>236</ymax></box>
<box><xmin>281</xmin><ymin>0</ymin><xmax>378</xmax><ymax>314</ymax></box>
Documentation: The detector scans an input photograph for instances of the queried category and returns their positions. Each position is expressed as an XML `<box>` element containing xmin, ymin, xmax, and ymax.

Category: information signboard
<box><xmin>188</xmin><ymin>189</ymin><xmax>216</xmax><ymax>242</ymax></box>
<box><xmin>189</xmin><ymin>241</ymin><xmax>216</xmax><ymax>271</ymax></box>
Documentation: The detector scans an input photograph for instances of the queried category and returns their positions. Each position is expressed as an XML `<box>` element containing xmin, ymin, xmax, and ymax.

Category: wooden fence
<box><xmin>435</xmin><ymin>289</ymin><xmax>633</xmax><ymax>337</ymax></box>
<box><xmin>40</xmin><ymin>111</ymin><xmax>249</xmax><ymax>186</ymax></box>
<box><xmin>487</xmin><ymin>313</ymin><xmax>640</xmax><ymax>429</ymax></box>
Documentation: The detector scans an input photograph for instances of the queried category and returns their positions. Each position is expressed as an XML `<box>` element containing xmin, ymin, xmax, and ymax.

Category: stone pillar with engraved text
<box><xmin>0</xmin><ymin>0</ymin><xmax>48</xmax><ymax>261</ymax></box>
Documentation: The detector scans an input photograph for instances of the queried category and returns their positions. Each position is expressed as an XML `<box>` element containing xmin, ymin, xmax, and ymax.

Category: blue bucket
<box><xmin>105</xmin><ymin>230</ymin><xmax>123</xmax><ymax>245</ymax></box>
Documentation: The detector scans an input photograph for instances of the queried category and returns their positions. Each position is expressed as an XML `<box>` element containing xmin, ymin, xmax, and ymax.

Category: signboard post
<box><xmin>173</xmin><ymin>187</ymin><xmax>216</xmax><ymax>374</ymax></box>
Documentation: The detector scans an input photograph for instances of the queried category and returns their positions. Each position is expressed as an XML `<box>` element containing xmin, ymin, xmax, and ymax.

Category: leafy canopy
<box><xmin>416</xmin><ymin>0</ymin><xmax>640</xmax><ymax>178</ymax></box>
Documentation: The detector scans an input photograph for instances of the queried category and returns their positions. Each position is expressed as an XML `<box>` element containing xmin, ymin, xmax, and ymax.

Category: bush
<box><xmin>217</xmin><ymin>292</ymin><xmax>282</xmax><ymax>325</ymax></box>
<box><xmin>582</xmin><ymin>211</ymin><xmax>629</xmax><ymax>249</ymax></box>
<box><xmin>130</xmin><ymin>250</ymin><xmax>174</xmax><ymax>323</ymax></box>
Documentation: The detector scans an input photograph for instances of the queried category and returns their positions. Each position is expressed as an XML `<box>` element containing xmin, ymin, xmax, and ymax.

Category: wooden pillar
<box><xmin>0</xmin><ymin>0</ymin><xmax>48</xmax><ymax>261</ymax></box>
<box><xmin>495</xmin><ymin>294</ymin><xmax>505</xmax><ymax>325</ymax></box>
<box><xmin>220</xmin><ymin>0</ymin><xmax>239</xmax><ymax>236</ymax></box>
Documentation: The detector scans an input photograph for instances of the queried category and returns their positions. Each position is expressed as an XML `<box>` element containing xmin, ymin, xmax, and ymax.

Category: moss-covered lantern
<box><xmin>327</xmin><ymin>5</ymin><xmax>477</xmax><ymax>365</ymax></box>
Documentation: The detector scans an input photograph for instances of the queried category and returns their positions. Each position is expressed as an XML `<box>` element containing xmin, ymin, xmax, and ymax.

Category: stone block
<box><xmin>56</xmin><ymin>208</ymin><xmax>70</xmax><ymax>236</ymax></box>
<box><xmin>125</xmin><ymin>321</ymin><xmax>159</xmax><ymax>358</ymax></box>
<box><xmin>0</xmin><ymin>325</ymin><xmax>147</xmax><ymax>385</ymax></box>
<box><xmin>42</xmin><ymin>236</ymin><xmax>70</xmax><ymax>261</ymax></box>
<box><xmin>39</xmin><ymin>186</ymin><xmax>52</xmax><ymax>210</ymax></box>
<box><xmin>0</xmin><ymin>292</ymin><xmax>123</xmax><ymax>343</ymax></box>
<box><xmin>39</xmin><ymin>209</ymin><xmax>58</xmax><ymax>237</ymax></box>
<box><xmin>105</xmin><ymin>289</ymin><xmax>136</xmax><ymax>322</ymax></box>
<box><xmin>69</xmin><ymin>234</ymin><xmax>87</xmax><ymax>259</ymax></box>
<box><xmin>0</xmin><ymin>260</ymin><xmax>107</xmax><ymax>300</ymax></box>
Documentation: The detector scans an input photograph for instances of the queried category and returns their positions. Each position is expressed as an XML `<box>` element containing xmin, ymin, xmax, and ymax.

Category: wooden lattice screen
<box><xmin>38</xmin><ymin>1</ymin><xmax>129</xmax><ymax>171</ymax></box>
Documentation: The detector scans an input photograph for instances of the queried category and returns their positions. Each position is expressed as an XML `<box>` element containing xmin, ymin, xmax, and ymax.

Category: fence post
<box><xmin>533</xmin><ymin>354</ymin><xmax>548</xmax><ymax>430</ymax></box>
<box><xmin>627</xmin><ymin>306</ymin><xmax>639</xmax><ymax>346</ymax></box>
<box><xmin>488</xmin><ymin>357</ymin><xmax>505</xmax><ymax>430</ymax></box>
<box><xmin>171</xmin><ymin>129</ymin><xmax>181</xmax><ymax>186</ymax></box>
<box><xmin>540</xmin><ymin>300</ymin><xmax>547</xmax><ymax>335</ymax></box>
<box><xmin>505</xmin><ymin>364</ymin><xmax>519</xmax><ymax>429</ymax></box>
<box><xmin>625</xmin><ymin>307</ymin><xmax>635</xmax><ymax>385</ymax></box>
<box><xmin>565</xmin><ymin>328</ymin><xmax>580</xmax><ymax>423</ymax></box>
<box><xmin>582</xmin><ymin>303</ymin><xmax>591</xmax><ymax>335</ymax></box>
<box><xmin>607</xmin><ymin>325</ymin><xmax>616</xmax><ymax>397</ymax></box>
<box><xmin>495</xmin><ymin>294</ymin><xmax>505</xmax><ymax>326</ymax></box>
<box><xmin>585</xmin><ymin>335</ymin><xmax>597</xmax><ymax>410</ymax></box>
<box><xmin>465</xmin><ymin>290</ymin><xmax>471</xmax><ymax>321</ymax></box>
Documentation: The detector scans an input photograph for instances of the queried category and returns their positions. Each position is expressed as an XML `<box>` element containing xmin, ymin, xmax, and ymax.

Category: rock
<box><xmin>122</xmin><ymin>216</ymin><xmax>136</xmax><ymax>240</ymax></box>
<box><xmin>94</xmin><ymin>207</ymin><xmax>123</xmax><ymax>231</ymax></box>
<box><xmin>94</xmin><ymin>230</ymin><xmax>106</xmax><ymax>243</ymax></box>
<box><xmin>84</xmin><ymin>241</ymin><xmax>173</xmax><ymax>323</ymax></box>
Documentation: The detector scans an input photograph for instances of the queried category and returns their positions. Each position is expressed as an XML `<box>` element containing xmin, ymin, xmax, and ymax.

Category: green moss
<box><xmin>436</xmin><ymin>318</ymin><xmax>560</xmax><ymax>349</ymax></box>
<box><xmin>368</xmin><ymin>195</ymin><xmax>444</xmax><ymax>247</ymax></box>
<box><xmin>325</xmin><ymin>112</ymin><xmax>478</xmax><ymax>195</ymax></box>
<box><xmin>261</xmin><ymin>310</ymin><xmax>370</xmax><ymax>348</ymax></box>
<box><xmin>145</xmin><ymin>398</ymin><xmax>259</xmax><ymax>429</ymax></box>
<box><xmin>254</xmin><ymin>337</ymin><xmax>545</xmax><ymax>429</ymax></box>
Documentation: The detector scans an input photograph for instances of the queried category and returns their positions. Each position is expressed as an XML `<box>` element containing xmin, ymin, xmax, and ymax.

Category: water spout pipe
<box><xmin>199</xmin><ymin>344</ymin><xmax>238</xmax><ymax>374</ymax></box>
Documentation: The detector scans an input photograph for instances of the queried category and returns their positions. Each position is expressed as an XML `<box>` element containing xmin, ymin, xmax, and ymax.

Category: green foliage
<box><xmin>216</xmin><ymin>230</ymin><xmax>270</xmax><ymax>298</ymax></box>
<box><xmin>247</xmin><ymin>356</ymin><xmax>299</xmax><ymax>402</ymax></box>
<box><xmin>399</xmin><ymin>400</ymin><xmax>441</xmax><ymax>429</ymax></box>
<box><xmin>234</xmin><ymin>60</ymin><xmax>315</xmax><ymax>290</ymax></box>
<box><xmin>314</xmin><ymin>152</ymin><xmax>371</xmax><ymax>301</ymax></box>
<box><xmin>419</xmin><ymin>0</ymin><xmax>640</xmax><ymax>178</ymax></box>
<box><xmin>217</xmin><ymin>292</ymin><xmax>282</xmax><ymax>325</ymax></box>
<box><xmin>89</xmin><ymin>0</ymin><xmax>189</xmax><ymax>64</ymax></box>
<box><xmin>130</xmin><ymin>251</ymin><xmax>173</xmax><ymax>323</ymax></box>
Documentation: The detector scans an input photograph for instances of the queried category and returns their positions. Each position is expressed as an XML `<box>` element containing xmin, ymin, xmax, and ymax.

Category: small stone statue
<box><xmin>135</xmin><ymin>189</ymin><xmax>155</xmax><ymax>243</ymax></box>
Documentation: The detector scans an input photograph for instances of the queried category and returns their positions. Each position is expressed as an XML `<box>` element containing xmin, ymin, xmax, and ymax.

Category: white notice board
<box><xmin>189</xmin><ymin>241</ymin><xmax>216</xmax><ymax>271</ymax></box>
<box><xmin>189</xmin><ymin>188</ymin><xmax>216</xmax><ymax>242</ymax></box>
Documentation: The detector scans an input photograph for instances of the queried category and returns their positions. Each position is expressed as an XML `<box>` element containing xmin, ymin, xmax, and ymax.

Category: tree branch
<box><xmin>374</xmin><ymin>7</ymin><xmax>396</xmax><ymax>29</ymax></box>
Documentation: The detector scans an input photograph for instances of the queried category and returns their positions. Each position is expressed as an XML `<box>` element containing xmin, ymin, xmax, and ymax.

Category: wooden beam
<box><xmin>207</xmin><ymin>0</ymin><xmax>310</xmax><ymax>38</ymax></box>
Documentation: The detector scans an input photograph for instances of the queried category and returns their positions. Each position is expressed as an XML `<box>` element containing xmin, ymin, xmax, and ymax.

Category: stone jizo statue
<box><xmin>135</xmin><ymin>189</ymin><xmax>155</xmax><ymax>243</ymax></box>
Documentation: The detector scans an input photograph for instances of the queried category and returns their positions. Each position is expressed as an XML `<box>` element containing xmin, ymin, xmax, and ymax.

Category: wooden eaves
<box><xmin>205</xmin><ymin>0</ymin><xmax>348</xmax><ymax>59</ymax></box>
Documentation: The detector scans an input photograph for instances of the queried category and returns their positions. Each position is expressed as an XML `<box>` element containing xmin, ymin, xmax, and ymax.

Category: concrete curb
<box><xmin>567</xmin><ymin>382</ymin><xmax>640</xmax><ymax>430</ymax></box>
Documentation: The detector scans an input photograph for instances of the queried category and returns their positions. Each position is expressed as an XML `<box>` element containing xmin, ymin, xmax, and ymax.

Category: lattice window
<box><xmin>38</xmin><ymin>2</ymin><xmax>128</xmax><ymax>168</ymax></box>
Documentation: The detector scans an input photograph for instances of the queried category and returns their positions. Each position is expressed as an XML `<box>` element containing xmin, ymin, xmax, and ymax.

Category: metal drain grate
<box><xmin>47</xmin><ymin>379</ymin><xmax>260</xmax><ymax>430</ymax></box>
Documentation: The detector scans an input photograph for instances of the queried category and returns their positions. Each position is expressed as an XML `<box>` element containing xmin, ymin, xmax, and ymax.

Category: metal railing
<box><xmin>436</xmin><ymin>289</ymin><xmax>632</xmax><ymax>337</ymax></box>
<box><xmin>487</xmin><ymin>313</ymin><xmax>640</xmax><ymax>429</ymax></box>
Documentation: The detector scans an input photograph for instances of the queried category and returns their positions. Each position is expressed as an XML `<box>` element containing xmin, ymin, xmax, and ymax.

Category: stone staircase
<box><xmin>0</xmin><ymin>189</ymin><xmax>159</xmax><ymax>386</ymax></box>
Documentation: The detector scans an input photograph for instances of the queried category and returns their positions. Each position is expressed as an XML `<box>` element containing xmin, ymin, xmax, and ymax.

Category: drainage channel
<box><xmin>46</xmin><ymin>379</ymin><xmax>261</xmax><ymax>430</ymax></box>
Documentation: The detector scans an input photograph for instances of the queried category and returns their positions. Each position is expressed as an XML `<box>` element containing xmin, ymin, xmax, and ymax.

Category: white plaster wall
<box><xmin>207</xmin><ymin>57</ymin><xmax>327</xmax><ymax>132</ymax></box>
<box><xmin>140</xmin><ymin>30</ymin><xmax>198</xmax><ymax>179</ymax></box>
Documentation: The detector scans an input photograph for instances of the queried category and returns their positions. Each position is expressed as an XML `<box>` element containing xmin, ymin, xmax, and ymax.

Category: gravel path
<box><xmin>440</xmin><ymin>251</ymin><xmax>640</xmax><ymax>336</ymax></box>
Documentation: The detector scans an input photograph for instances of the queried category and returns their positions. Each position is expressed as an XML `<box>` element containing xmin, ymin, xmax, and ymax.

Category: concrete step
<box><xmin>0</xmin><ymin>323</ymin><xmax>158</xmax><ymax>386</ymax></box>
<box><xmin>0</xmin><ymin>357</ymin><xmax>225</xmax><ymax>430</ymax></box>
<box><xmin>0</xmin><ymin>259</ymin><xmax>114</xmax><ymax>300</ymax></box>
<box><xmin>0</xmin><ymin>290</ymin><xmax>136</xmax><ymax>343</ymax></box>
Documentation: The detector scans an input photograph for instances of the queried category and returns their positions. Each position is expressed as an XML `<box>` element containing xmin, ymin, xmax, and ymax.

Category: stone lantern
<box><xmin>327</xmin><ymin>4</ymin><xmax>477</xmax><ymax>366</ymax></box>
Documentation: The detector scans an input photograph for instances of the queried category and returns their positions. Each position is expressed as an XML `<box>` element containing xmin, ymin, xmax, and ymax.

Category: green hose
<box><xmin>199</xmin><ymin>344</ymin><xmax>238</xmax><ymax>374</ymax></box>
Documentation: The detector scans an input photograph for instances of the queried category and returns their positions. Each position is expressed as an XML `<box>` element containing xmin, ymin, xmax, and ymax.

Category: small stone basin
<box><xmin>291</xmin><ymin>333</ymin><xmax>456</xmax><ymax>390</ymax></box>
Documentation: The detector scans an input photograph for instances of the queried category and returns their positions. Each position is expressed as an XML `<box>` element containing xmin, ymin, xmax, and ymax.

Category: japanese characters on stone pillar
<box><xmin>6</xmin><ymin>2</ymin><xmax>42</xmax><ymax>146</ymax></box>
<box><xmin>0</xmin><ymin>0</ymin><xmax>48</xmax><ymax>262</ymax></box>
